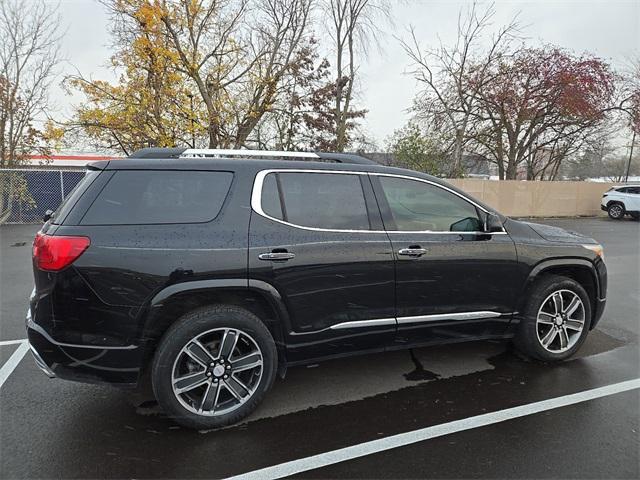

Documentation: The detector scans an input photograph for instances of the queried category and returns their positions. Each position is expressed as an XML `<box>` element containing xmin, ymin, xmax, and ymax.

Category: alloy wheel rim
<box><xmin>610</xmin><ymin>205</ymin><xmax>622</xmax><ymax>217</ymax></box>
<box><xmin>536</xmin><ymin>289</ymin><xmax>585</xmax><ymax>353</ymax></box>
<box><xmin>171</xmin><ymin>328</ymin><xmax>263</xmax><ymax>416</ymax></box>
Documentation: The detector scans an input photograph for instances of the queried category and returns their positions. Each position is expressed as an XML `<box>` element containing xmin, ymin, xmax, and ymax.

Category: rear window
<box><xmin>81</xmin><ymin>170</ymin><xmax>233</xmax><ymax>225</ymax></box>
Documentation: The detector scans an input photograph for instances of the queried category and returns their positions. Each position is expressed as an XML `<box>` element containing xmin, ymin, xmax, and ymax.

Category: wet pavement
<box><xmin>1</xmin><ymin>217</ymin><xmax>638</xmax><ymax>479</ymax></box>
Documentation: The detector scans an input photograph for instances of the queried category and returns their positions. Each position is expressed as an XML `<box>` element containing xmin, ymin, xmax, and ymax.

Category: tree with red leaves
<box><xmin>470</xmin><ymin>47</ymin><xmax>615</xmax><ymax>179</ymax></box>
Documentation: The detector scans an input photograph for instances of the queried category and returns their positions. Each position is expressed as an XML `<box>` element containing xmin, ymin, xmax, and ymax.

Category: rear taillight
<box><xmin>33</xmin><ymin>233</ymin><xmax>90</xmax><ymax>271</ymax></box>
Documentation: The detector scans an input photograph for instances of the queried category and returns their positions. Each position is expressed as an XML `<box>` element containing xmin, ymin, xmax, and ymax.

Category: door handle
<box><xmin>398</xmin><ymin>247</ymin><xmax>427</xmax><ymax>257</ymax></box>
<box><xmin>258</xmin><ymin>251</ymin><xmax>296</xmax><ymax>261</ymax></box>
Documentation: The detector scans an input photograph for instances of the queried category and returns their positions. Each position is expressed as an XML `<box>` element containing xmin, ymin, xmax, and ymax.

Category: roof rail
<box><xmin>128</xmin><ymin>147</ymin><xmax>377</xmax><ymax>165</ymax></box>
<box><xmin>180</xmin><ymin>149</ymin><xmax>377</xmax><ymax>165</ymax></box>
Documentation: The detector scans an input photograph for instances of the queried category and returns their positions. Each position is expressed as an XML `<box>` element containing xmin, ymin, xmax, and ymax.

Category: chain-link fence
<box><xmin>0</xmin><ymin>169</ymin><xmax>86</xmax><ymax>224</ymax></box>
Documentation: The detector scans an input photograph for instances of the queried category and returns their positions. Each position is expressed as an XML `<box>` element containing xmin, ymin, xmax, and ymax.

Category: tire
<box><xmin>630</xmin><ymin>212</ymin><xmax>640</xmax><ymax>221</ymax></box>
<box><xmin>607</xmin><ymin>202</ymin><xmax>625</xmax><ymax>220</ymax></box>
<box><xmin>151</xmin><ymin>305</ymin><xmax>277</xmax><ymax>430</ymax></box>
<box><xmin>514</xmin><ymin>275</ymin><xmax>591</xmax><ymax>362</ymax></box>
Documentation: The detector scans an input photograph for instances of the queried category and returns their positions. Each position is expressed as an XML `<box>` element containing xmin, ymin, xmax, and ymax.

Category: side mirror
<box><xmin>484</xmin><ymin>212</ymin><xmax>503</xmax><ymax>233</ymax></box>
<box><xmin>43</xmin><ymin>209</ymin><xmax>54</xmax><ymax>223</ymax></box>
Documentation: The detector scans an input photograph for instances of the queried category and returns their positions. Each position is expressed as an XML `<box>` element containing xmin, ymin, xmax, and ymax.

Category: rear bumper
<box><xmin>28</xmin><ymin>340</ymin><xmax>56</xmax><ymax>378</ymax></box>
<box><xmin>26</xmin><ymin>308</ymin><xmax>142</xmax><ymax>387</ymax></box>
<box><xmin>601</xmin><ymin>205</ymin><xmax>607</xmax><ymax>212</ymax></box>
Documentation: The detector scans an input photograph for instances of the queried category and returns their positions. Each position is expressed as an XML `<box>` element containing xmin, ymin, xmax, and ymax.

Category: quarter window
<box><xmin>261</xmin><ymin>173</ymin><xmax>284</xmax><ymax>220</ymax></box>
<box><xmin>82</xmin><ymin>170</ymin><xmax>233</xmax><ymax>225</ymax></box>
<box><xmin>378</xmin><ymin>176</ymin><xmax>482</xmax><ymax>232</ymax></box>
<box><xmin>260</xmin><ymin>172</ymin><xmax>371</xmax><ymax>230</ymax></box>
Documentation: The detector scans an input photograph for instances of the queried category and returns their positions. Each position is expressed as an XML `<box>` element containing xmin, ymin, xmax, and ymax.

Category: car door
<box><xmin>248</xmin><ymin>169</ymin><xmax>396</xmax><ymax>363</ymax></box>
<box><xmin>615</xmin><ymin>187</ymin><xmax>630</xmax><ymax>207</ymax></box>
<box><xmin>628</xmin><ymin>187</ymin><xmax>640</xmax><ymax>210</ymax></box>
<box><xmin>370</xmin><ymin>173</ymin><xmax>523</xmax><ymax>348</ymax></box>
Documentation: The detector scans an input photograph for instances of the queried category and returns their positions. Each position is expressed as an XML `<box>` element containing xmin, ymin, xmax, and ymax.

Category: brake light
<box><xmin>33</xmin><ymin>233</ymin><xmax>90</xmax><ymax>271</ymax></box>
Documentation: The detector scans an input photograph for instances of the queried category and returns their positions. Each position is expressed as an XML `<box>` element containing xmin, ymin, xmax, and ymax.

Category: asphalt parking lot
<box><xmin>1</xmin><ymin>217</ymin><xmax>638</xmax><ymax>479</ymax></box>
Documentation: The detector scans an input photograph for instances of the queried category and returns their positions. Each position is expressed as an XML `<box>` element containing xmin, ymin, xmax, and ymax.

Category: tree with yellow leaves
<box><xmin>69</xmin><ymin>0</ymin><xmax>314</xmax><ymax>152</ymax></box>
<box><xmin>66</xmin><ymin>0</ymin><xmax>204</xmax><ymax>154</ymax></box>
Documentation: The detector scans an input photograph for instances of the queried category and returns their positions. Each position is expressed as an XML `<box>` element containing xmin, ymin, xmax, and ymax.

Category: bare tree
<box><xmin>66</xmin><ymin>0</ymin><xmax>200</xmax><ymax>155</ymax></box>
<box><xmin>400</xmin><ymin>2</ymin><xmax>519</xmax><ymax>174</ymax></box>
<box><xmin>0</xmin><ymin>0</ymin><xmax>62</xmax><ymax>224</ymax></box>
<box><xmin>321</xmin><ymin>0</ymin><xmax>389</xmax><ymax>151</ymax></box>
<box><xmin>613</xmin><ymin>58</ymin><xmax>639</xmax><ymax>181</ymax></box>
<box><xmin>233</xmin><ymin>0</ymin><xmax>313</xmax><ymax>147</ymax></box>
<box><xmin>0</xmin><ymin>0</ymin><xmax>62</xmax><ymax>167</ymax></box>
<box><xmin>155</xmin><ymin>0</ymin><xmax>312</xmax><ymax>149</ymax></box>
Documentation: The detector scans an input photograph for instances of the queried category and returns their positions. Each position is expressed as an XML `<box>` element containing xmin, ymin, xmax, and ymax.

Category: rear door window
<box><xmin>260</xmin><ymin>172</ymin><xmax>371</xmax><ymax>230</ymax></box>
<box><xmin>81</xmin><ymin>170</ymin><xmax>233</xmax><ymax>225</ymax></box>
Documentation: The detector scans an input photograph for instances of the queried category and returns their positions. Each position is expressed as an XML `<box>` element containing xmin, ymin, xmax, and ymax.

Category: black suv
<box><xmin>27</xmin><ymin>148</ymin><xmax>607</xmax><ymax>429</ymax></box>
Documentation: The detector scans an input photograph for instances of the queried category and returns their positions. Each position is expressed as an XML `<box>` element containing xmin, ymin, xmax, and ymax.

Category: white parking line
<box><xmin>0</xmin><ymin>340</ymin><xmax>29</xmax><ymax>389</ymax></box>
<box><xmin>0</xmin><ymin>338</ymin><xmax>27</xmax><ymax>346</ymax></box>
<box><xmin>225</xmin><ymin>378</ymin><xmax>640</xmax><ymax>480</ymax></box>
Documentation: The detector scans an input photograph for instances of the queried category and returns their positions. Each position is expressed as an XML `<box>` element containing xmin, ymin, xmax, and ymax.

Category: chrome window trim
<box><xmin>370</xmin><ymin>172</ymin><xmax>489</xmax><ymax>213</ymax></box>
<box><xmin>251</xmin><ymin>168</ymin><xmax>506</xmax><ymax>234</ymax></box>
<box><xmin>251</xmin><ymin>168</ymin><xmax>370</xmax><ymax>233</ymax></box>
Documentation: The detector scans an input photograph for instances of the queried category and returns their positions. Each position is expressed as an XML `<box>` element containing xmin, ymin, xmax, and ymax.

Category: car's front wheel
<box><xmin>151</xmin><ymin>305</ymin><xmax>277</xmax><ymax>430</ymax></box>
<box><xmin>515</xmin><ymin>275</ymin><xmax>591</xmax><ymax>362</ymax></box>
<box><xmin>607</xmin><ymin>202</ymin><xmax>625</xmax><ymax>219</ymax></box>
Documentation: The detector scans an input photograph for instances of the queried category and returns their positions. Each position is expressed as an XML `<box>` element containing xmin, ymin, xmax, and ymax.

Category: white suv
<box><xmin>601</xmin><ymin>185</ymin><xmax>640</xmax><ymax>220</ymax></box>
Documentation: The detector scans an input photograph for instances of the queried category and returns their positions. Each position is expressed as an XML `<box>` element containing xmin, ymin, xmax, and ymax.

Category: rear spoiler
<box><xmin>87</xmin><ymin>161</ymin><xmax>110</xmax><ymax>170</ymax></box>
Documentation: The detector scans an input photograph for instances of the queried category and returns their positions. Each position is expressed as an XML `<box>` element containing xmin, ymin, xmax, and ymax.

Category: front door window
<box><xmin>377</xmin><ymin>176</ymin><xmax>482</xmax><ymax>232</ymax></box>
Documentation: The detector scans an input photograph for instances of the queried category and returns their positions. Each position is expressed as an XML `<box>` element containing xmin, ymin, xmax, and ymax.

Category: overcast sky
<box><xmin>51</xmin><ymin>0</ymin><xmax>639</xmax><ymax>148</ymax></box>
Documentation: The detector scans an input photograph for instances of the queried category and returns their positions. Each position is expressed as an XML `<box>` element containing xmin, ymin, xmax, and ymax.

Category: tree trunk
<box><xmin>505</xmin><ymin>155</ymin><xmax>518</xmax><ymax>179</ymax></box>
<box><xmin>452</xmin><ymin>128</ymin><xmax>463</xmax><ymax>175</ymax></box>
<box><xmin>208</xmin><ymin>122</ymin><xmax>216</xmax><ymax>148</ymax></box>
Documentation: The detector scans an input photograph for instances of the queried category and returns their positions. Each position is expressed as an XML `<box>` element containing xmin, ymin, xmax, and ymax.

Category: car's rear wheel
<box><xmin>607</xmin><ymin>202</ymin><xmax>625</xmax><ymax>219</ymax></box>
<box><xmin>515</xmin><ymin>275</ymin><xmax>591</xmax><ymax>362</ymax></box>
<box><xmin>630</xmin><ymin>212</ymin><xmax>639</xmax><ymax>221</ymax></box>
<box><xmin>151</xmin><ymin>305</ymin><xmax>277</xmax><ymax>430</ymax></box>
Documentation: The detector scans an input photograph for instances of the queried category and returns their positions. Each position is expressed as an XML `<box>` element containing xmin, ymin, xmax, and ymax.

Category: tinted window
<box><xmin>52</xmin><ymin>170</ymin><xmax>100</xmax><ymax>224</ymax></box>
<box><xmin>261</xmin><ymin>173</ymin><xmax>283</xmax><ymax>220</ymax></box>
<box><xmin>379</xmin><ymin>176</ymin><xmax>481</xmax><ymax>232</ymax></box>
<box><xmin>262</xmin><ymin>172</ymin><xmax>370</xmax><ymax>230</ymax></box>
<box><xmin>82</xmin><ymin>170</ymin><xmax>233</xmax><ymax>225</ymax></box>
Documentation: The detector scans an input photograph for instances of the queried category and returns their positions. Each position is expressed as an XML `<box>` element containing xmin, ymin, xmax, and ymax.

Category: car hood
<box><xmin>522</xmin><ymin>221</ymin><xmax>597</xmax><ymax>244</ymax></box>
